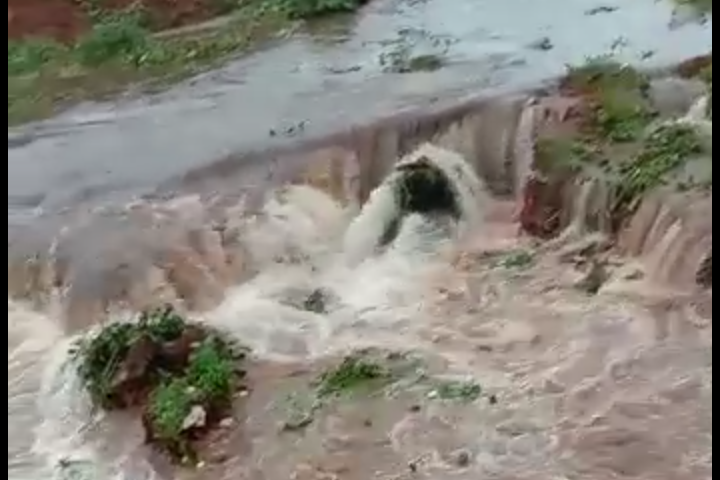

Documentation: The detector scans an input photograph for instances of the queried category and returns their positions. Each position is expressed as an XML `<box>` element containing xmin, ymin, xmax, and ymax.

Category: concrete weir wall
<box><xmin>171</xmin><ymin>92</ymin><xmax>530</xmax><ymax>206</ymax></box>
<box><xmin>7</xmin><ymin>71</ymin><xmax>711</xmax><ymax>327</ymax></box>
<box><xmin>8</xmin><ymin>90</ymin><xmax>531</xmax><ymax>324</ymax></box>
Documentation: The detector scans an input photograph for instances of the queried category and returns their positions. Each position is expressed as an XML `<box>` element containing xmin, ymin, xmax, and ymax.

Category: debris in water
<box><xmin>585</xmin><ymin>5</ymin><xmax>619</xmax><ymax>15</ymax></box>
<box><xmin>394</xmin><ymin>157</ymin><xmax>461</xmax><ymax>218</ymax></box>
<box><xmin>57</xmin><ymin>458</ymin><xmax>96</xmax><ymax>480</ymax></box>
<box><xmin>303</xmin><ymin>288</ymin><xmax>330</xmax><ymax>314</ymax></box>
<box><xmin>452</xmin><ymin>449</ymin><xmax>472</xmax><ymax>468</ymax></box>
<box><xmin>428</xmin><ymin>378</ymin><xmax>482</xmax><ymax>402</ymax></box>
<box><xmin>528</xmin><ymin>37</ymin><xmax>554</xmax><ymax>51</ymax></box>
<box><xmin>281</xmin><ymin>413</ymin><xmax>315</xmax><ymax>432</ymax></box>
<box><xmin>316</xmin><ymin>354</ymin><xmax>391</xmax><ymax>398</ymax></box>
<box><xmin>557</xmin><ymin>234</ymin><xmax>611</xmax><ymax>265</ymax></box>
<box><xmin>497</xmin><ymin>249</ymin><xmax>536</xmax><ymax>269</ymax></box>
<box><xmin>574</xmin><ymin>258</ymin><xmax>609</xmax><ymax>294</ymax></box>
<box><xmin>696</xmin><ymin>251</ymin><xmax>711</xmax><ymax>288</ymax></box>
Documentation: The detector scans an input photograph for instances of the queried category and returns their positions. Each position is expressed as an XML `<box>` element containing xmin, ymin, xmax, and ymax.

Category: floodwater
<box><xmin>7</xmin><ymin>1</ymin><xmax>712</xmax><ymax>479</ymax></box>
<box><xmin>7</xmin><ymin>0</ymin><xmax>710</xmax><ymax>215</ymax></box>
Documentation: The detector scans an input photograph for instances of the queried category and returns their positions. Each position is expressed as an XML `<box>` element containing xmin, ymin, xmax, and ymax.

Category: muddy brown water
<box><xmin>7</xmin><ymin>1</ymin><xmax>712</xmax><ymax>479</ymax></box>
<box><xmin>8</xmin><ymin>79</ymin><xmax>712</xmax><ymax>479</ymax></box>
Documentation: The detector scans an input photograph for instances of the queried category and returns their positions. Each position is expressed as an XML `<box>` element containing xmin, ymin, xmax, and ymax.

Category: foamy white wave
<box><xmin>243</xmin><ymin>184</ymin><xmax>348</xmax><ymax>267</ymax></box>
<box><xmin>343</xmin><ymin>143</ymin><xmax>487</xmax><ymax>265</ymax></box>
<box><xmin>8</xmin><ymin>300</ymin><xmax>159</xmax><ymax>480</ymax></box>
<box><xmin>9</xmin><ymin>143</ymin><xmax>488</xmax><ymax>478</ymax></box>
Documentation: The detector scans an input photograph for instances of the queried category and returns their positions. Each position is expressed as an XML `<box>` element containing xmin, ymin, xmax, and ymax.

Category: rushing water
<box><xmin>8</xmin><ymin>130</ymin><xmax>712</xmax><ymax>478</ymax></box>
<box><xmin>7</xmin><ymin>145</ymin><xmax>481</xmax><ymax>479</ymax></box>
<box><xmin>7</xmin><ymin>0</ymin><xmax>712</xmax><ymax>477</ymax></box>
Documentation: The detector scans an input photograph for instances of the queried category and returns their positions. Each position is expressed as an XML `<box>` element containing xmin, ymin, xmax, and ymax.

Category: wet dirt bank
<box><xmin>8</xmin><ymin>0</ymin><xmax>237</xmax><ymax>41</ymax></box>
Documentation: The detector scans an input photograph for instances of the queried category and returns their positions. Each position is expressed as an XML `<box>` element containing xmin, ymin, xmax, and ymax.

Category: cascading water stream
<box><xmin>7</xmin><ymin>91</ymin><xmax>712</xmax><ymax>480</ymax></box>
<box><xmin>7</xmin><ymin>144</ymin><xmax>486</xmax><ymax>479</ymax></box>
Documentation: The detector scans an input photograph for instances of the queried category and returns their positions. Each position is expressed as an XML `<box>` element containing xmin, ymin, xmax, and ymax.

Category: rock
<box><xmin>182</xmin><ymin>405</ymin><xmax>207</xmax><ymax>431</ymax></box>
<box><xmin>574</xmin><ymin>259</ymin><xmax>609</xmax><ymax>294</ymax></box>
<box><xmin>303</xmin><ymin>288</ymin><xmax>329</xmax><ymax>314</ymax></box>
<box><xmin>528</xmin><ymin>37</ymin><xmax>553</xmax><ymax>51</ymax></box>
<box><xmin>557</xmin><ymin>234</ymin><xmax>610</xmax><ymax>264</ymax></box>
<box><xmin>105</xmin><ymin>324</ymin><xmax>209</xmax><ymax>409</ymax></box>
<box><xmin>157</xmin><ymin>325</ymin><xmax>207</xmax><ymax>371</ymax></box>
<box><xmin>696</xmin><ymin>252</ymin><xmax>711</xmax><ymax>288</ymax></box>
<box><xmin>585</xmin><ymin>5</ymin><xmax>618</xmax><ymax>15</ymax></box>
<box><xmin>452</xmin><ymin>450</ymin><xmax>471</xmax><ymax>467</ymax></box>
<box><xmin>107</xmin><ymin>334</ymin><xmax>158</xmax><ymax>407</ymax></box>
<box><xmin>518</xmin><ymin>174</ymin><xmax>565</xmax><ymax>238</ymax></box>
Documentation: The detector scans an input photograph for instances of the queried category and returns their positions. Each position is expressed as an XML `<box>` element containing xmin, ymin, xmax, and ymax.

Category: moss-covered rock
<box><xmin>71</xmin><ymin>305</ymin><xmax>246</xmax><ymax>463</ymax></box>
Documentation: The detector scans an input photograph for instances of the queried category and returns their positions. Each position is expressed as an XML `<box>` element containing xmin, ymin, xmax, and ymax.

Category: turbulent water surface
<box><xmin>7</xmin><ymin>1</ymin><xmax>712</xmax><ymax>479</ymax></box>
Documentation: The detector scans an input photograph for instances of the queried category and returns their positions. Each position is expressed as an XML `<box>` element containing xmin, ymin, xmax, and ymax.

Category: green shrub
<box><xmin>276</xmin><ymin>0</ymin><xmax>367</xmax><ymax>19</ymax></box>
<box><xmin>74</xmin><ymin>15</ymin><xmax>155</xmax><ymax>66</ymax></box>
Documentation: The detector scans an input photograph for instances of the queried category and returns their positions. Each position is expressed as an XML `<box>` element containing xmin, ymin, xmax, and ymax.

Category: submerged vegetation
<box><xmin>8</xmin><ymin>0</ymin><xmax>370</xmax><ymax>125</ymax></box>
<box><xmin>275</xmin><ymin>0</ymin><xmax>369</xmax><ymax>19</ymax></box>
<box><xmin>611</xmin><ymin>123</ymin><xmax>706</xmax><ymax>220</ymax></box>
<box><xmin>316</xmin><ymin>353</ymin><xmax>393</xmax><ymax>398</ymax></box>
<box><xmin>530</xmin><ymin>56</ymin><xmax>711</xmax><ymax>236</ymax></box>
<box><xmin>71</xmin><ymin>305</ymin><xmax>245</xmax><ymax>463</ymax></box>
<box><xmin>564</xmin><ymin>58</ymin><xmax>656</xmax><ymax>142</ymax></box>
<box><xmin>278</xmin><ymin>350</ymin><xmax>488</xmax><ymax>432</ymax></box>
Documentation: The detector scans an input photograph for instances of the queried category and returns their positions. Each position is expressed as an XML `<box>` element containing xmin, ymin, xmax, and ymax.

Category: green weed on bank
<box><xmin>8</xmin><ymin>0</ymin><xmax>369</xmax><ymax>125</ymax></box>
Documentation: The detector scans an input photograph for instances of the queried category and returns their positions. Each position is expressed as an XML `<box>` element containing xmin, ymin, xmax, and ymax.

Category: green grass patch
<box><xmin>496</xmin><ymin>249</ymin><xmax>536</xmax><ymax>269</ymax></box>
<box><xmin>611</xmin><ymin>124</ymin><xmax>706</xmax><ymax>221</ymax></box>
<box><xmin>274</xmin><ymin>0</ymin><xmax>369</xmax><ymax>19</ymax></box>
<box><xmin>535</xmin><ymin>137</ymin><xmax>601</xmax><ymax>174</ymax></box>
<box><xmin>428</xmin><ymin>379</ymin><xmax>482</xmax><ymax>402</ymax></box>
<box><xmin>565</xmin><ymin>58</ymin><xmax>656</xmax><ymax>142</ymax></box>
<box><xmin>316</xmin><ymin>354</ymin><xmax>392</xmax><ymax>398</ymax></box>
<box><xmin>72</xmin><ymin>306</ymin><xmax>187</xmax><ymax>406</ymax></box>
<box><xmin>8</xmin><ymin>0</ymin><xmax>370</xmax><ymax>125</ymax></box>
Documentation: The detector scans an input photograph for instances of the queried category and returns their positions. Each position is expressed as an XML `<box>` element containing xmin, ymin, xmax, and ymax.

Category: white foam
<box><xmin>8</xmin><ymin>144</ymin><xmax>488</xmax><ymax>479</ymax></box>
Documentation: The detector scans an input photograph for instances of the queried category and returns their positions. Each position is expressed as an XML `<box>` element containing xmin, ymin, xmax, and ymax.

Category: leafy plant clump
<box><xmin>429</xmin><ymin>379</ymin><xmax>482</xmax><ymax>402</ymax></box>
<box><xmin>534</xmin><ymin>137</ymin><xmax>601</xmax><ymax>174</ymax></box>
<box><xmin>611</xmin><ymin>124</ymin><xmax>705</xmax><ymax>222</ymax></box>
<box><xmin>8</xmin><ymin>0</ymin><xmax>377</xmax><ymax>124</ymax></box>
<box><xmin>565</xmin><ymin>59</ymin><xmax>656</xmax><ymax>142</ymax></box>
<box><xmin>72</xmin><ymin>305</ymin><xmax>245</xmax><ymax>463</ymax></box>
<box><xmin>274</xmin><ymin>0</ymin><xmax>369</xmax><ymax>19</ymax></box>
<box><xmin>72</xmin><ymin>305</ymin><xmax>186</xmax><ymax>406</ymax></box>
<box><xmin>316</xmin><ymin>354</ymin><xmax>391</xmax><ymax>398</ymax></box>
